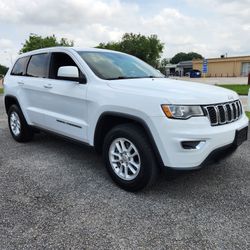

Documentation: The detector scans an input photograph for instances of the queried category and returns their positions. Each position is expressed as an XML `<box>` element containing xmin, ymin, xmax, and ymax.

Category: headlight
<box><xmin>161</xmin><ymin>105</ymin><xmax>204</xmax><ymax>119</ymax></box>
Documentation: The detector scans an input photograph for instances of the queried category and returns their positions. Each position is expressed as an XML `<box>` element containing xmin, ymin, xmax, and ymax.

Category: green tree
<box><xmin>97</xmin><ymin>33</ymin><xmax>164</xmax><ymax>68</ymax></box>
<box><xmin>20</xmin><ymin>34</ymin><xmax>74</xmax><ymax>54</ymax></box>
<box><xmin>170</xmin><ymin>52</ymin><xmax>203</xmax><ymax>64</ymax></box>
<box><xmin>158</xmin><ymin>58</ymin><xmax>169</xmax><ymax>74</ymax></box>
<box><xmin>0</xmin><ymin>64</ymin><xmax>8</xmax><ymax>76</ymax></box>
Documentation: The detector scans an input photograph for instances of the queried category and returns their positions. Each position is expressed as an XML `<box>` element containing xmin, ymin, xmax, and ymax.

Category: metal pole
<box><xmin>248</xmin><ymin>88</ymin><xmax>250</xmax><ymax>111</ymax></box>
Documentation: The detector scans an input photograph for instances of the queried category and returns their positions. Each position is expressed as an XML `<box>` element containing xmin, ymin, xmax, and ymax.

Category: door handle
<box><xmin>43</xmin><ymin>84</ymin><xmax>53</xmax><ymax>89</ymax></box>
<box><xmin>18</xmin><ymin>81</ymin><xmax>24</xmax><ymax>85</ymax></box>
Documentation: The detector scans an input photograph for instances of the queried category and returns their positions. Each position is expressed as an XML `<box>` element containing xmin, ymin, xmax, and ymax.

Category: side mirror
<box><xmin>58</xmin><ymin>66</ymin><xmax>79</xmax><ymax>78</ymax></box>
<box><xmin>57</xmin><ymin>66</ymin><xmax>86</xmax><ymax>84</ymax></box>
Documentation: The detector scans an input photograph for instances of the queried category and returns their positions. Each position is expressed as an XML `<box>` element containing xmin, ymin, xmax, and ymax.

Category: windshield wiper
<box><xmin>106</xmin><ymin>76</ymin><xmax>128</xmax><ymax>80</ymax></box>
<box><xmin>106</xmin><ymin>75</ymin><xmax>164</xmax><ymax>80</ymax></box>
<box><xmin>142</xmin><ymin>75</ymin><xmax>165</xmax><ymax>78</ymax></box>
<box><xmin>106</xmin><ymin>76</ymin><xmax>144</xmax><ymax>80</ymax></box>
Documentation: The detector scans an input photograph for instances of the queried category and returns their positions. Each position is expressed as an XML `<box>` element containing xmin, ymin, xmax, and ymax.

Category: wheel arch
<box><xmin>4</xmin><ymin>95</ymin><xmax>21</xmax><ymax>114</ymax></box>
<box><xmin>94</xmin><ymin>112</ymin><xmax>164</xmax><ymax>167</ymax></box>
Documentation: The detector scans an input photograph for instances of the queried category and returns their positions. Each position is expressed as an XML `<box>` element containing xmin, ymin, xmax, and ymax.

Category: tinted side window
<box><xmin>49</xmin><ymin>52</ymin><xmax>78</xmax><ymax>79</ymax></box>
<box><xmin>11</xmin><ymin>57</ymin><xmax>30</xmax><ymax>76</ymax></box>
<box><xmin>27</xmin><ymin>53</ymin><xmax>49</xmax><ymax>78</ymax></box>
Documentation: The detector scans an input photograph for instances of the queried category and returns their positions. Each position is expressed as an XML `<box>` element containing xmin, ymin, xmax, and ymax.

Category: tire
<box><xmin>8</xmin><ymin>105</ymin><xmax>34</xmax><ymax>142</ymax></box>
<box><xmin>103</xmin><ymin>123</ymin><xmax>158</xmax><ymax>192</ymax></box>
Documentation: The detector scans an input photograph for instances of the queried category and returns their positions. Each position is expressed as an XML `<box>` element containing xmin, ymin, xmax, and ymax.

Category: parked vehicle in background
<box><xmin>190</xmin><ymin>69</ymin><xmax>201</xmax><ymax>78</ymax></box>
<box><xmin>3</xmin><ymin>47</ymin><xmax>249</xmax><ymax>191</ymax></box>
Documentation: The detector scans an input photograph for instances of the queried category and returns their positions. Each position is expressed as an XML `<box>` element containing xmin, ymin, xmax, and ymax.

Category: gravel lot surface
<box><xmin>0</xmin><ymin>95</ymin><xmax>249</xmax><ymax>249</ymax></box>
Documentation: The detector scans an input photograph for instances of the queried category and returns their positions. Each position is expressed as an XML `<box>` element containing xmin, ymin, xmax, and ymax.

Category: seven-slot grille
<box><xmin>203</xmin><ymin>100</ymin><xmax>242</xmax><ymax>126</ymax></box>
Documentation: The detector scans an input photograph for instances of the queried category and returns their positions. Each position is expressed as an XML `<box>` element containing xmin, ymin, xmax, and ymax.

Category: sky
<box><xmin>0</xmin><ymin>0</ymin><xmax>250</xmax><ymax>67</ymax></box>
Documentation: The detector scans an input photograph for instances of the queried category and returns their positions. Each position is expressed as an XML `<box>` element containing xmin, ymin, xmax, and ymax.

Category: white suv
<box><xmin>3</xmin><ymin>47</ymin><xmax>249</xmax><ymax>191</ymax></box>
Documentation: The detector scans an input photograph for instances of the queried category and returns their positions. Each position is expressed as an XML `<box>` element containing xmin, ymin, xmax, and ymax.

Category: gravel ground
<box><xmin>0</xmin><ymin>95</ymin><xmax>249</xmax><ymax>249</ymax></box>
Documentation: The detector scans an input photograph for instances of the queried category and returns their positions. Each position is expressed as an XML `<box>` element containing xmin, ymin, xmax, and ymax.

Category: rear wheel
<box><xmin>8</xmin><ymin>105</ymin><xmax>33</xmax><ymax>142</ymax></box>
<box><xmin>103</xmin><ymin>124</ymin><xmax>158</xmax><ymax>191</ymax></box>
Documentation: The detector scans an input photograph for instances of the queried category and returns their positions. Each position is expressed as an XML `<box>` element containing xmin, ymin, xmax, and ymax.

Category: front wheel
<box><xmin>103</xmin><ymin>124</ymin><xmax>158</xmax><ymax>191</ymax></box>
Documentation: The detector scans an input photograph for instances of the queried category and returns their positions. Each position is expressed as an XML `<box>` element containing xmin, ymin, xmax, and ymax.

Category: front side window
<box><xmin>11</xmin><ymin>57</ymin><xmax>30</xmax><ymax>76</ymax></box>
<box><xmin>77</xmin><ymin>51</ymin><xmax>164</xmax><ymax>80</ymax></box>
<box><xmin>49</xmin><ymin>52</ymin><xmax>79</xmax><ymax>79</ymax></box>
<box><xmin>27</xmin><ymin>53</ymin><xmax>49</xmax><ymax>78</ymax></box>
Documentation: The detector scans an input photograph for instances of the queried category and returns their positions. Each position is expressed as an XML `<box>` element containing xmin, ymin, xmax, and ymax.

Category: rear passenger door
<box><xmin>20</xmin><ymin>53</ymin><xmax>50</xmax><ymax>126</ymax></box>
<box><xmin>8</xmin><ymin>56</ymin><xmax>30</xmax><ymax>119</ymax></box>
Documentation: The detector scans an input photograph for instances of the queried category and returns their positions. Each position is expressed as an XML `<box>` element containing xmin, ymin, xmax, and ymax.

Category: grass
<box><xmin>216</xmin><ymin>84</ymin><xmax>250</xmax><ymax>95</ymax></box>
<box><xmin>0</xmin><ymin>88</ymin><xmax>3</xmax><ymax>94</ymax></box>
<box><xmin>246</xmin><ymin>112</ymin><xmax>250</xmax><ymax>119</ymax></box>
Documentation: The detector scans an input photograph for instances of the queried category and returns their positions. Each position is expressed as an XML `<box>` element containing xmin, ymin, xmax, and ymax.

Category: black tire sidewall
<box><xmin>8</xmin><ymin>105</ymin><xmax>33</xmax><ymax>142</ymax></box>
<box><xmin>103</xmin><ymin>125</ymin><xmax>156</xmax><ymax>191</ymax></box>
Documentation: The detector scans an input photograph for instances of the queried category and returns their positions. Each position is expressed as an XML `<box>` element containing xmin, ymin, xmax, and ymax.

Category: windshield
<box><xmin>77</xmin><ymin>51</ymin><xmax>164</xmax><ymax>80</ymax></box>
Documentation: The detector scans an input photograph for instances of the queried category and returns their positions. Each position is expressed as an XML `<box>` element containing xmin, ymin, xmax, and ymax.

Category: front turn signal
<box><xmin>161</xmin><ymin>105</ymin><xmax>173</xmax><ymax>118</ymax></box>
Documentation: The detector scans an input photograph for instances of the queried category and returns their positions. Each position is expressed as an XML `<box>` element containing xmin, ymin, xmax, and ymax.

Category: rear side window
<box><xmin>11</xmin><ymin>57</ymin><xmax>30</xmax><ymax>76</ymax></box>
<box><xmin>27</xmin><ymin>53</ymin><xmax>49</xmax><ymax>78</ymax></box>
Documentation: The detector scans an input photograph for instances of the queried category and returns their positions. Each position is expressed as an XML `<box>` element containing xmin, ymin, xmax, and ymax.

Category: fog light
<box><xmin>181</xmin><ymin>140</ymin><xmax>206</xmax><ymax>150</ymax></box>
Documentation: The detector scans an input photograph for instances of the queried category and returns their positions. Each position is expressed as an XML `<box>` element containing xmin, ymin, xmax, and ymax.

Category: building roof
<box><xmin>193</xmin><ymin>55</ymin><xmax>250</xmax><ymax>63</ymax></box>
<box><xmin>165</xmin><ymin>64</ymin><xmax>178</xmax><ymax>69</ymax></box>
<box><xmin>177</xmin><ymin>60</ymin><xmax>193</xmax><ymax>66</ymax></box>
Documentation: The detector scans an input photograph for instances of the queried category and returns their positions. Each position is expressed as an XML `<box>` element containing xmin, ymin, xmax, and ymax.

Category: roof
<box><xmin>176</xmin><ymin>61</ymin><xmax>193</xmax><ymax>69</ymax></box>
<box><xmin>165</xmin><ymin>64</ymin><xmax>178</xmax><ymax>69</ymax></box>
<box><xmin>17</xmin><ymin>47</ymin><xmax>123</xmax><ymax>58</ymax></box>
<box><xmin>193</xmin><ymin>55</ymin><xmax>250</xmax><ymax>63</ymax></box>
<box><xmin>177</xmin><ymin>60</ymin><xmax>193</xmax><ymax>66</ymax></box>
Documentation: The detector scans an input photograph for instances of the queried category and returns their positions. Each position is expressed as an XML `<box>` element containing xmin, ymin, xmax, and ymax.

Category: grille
<box><xmin>203</xmin><ymin>100</ymin><xmax>242</xmax><ymax>126</ymax></box>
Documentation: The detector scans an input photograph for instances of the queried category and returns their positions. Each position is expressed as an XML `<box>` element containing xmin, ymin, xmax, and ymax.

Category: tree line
<box><xmin>1</xmin><ymin>33</ymin><xmax>203</xmax><ymax>74</ymax></box>
<box><xmin>0</xmin><ymin>64</ymin><xmax>8</xmax><ymax>76</ymax></box>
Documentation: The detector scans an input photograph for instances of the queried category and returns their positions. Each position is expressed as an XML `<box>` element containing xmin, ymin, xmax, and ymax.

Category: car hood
<box><xmin>107</xmin><ymin>78</ymin><xmax>239</xmax><ymax>105</ymax></box>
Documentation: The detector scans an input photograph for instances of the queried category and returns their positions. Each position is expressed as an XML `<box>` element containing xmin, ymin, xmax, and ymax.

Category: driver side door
<box><xmin>42</xmin><ymin>52</ymin><xmax>88</xmax><ymax>142</ymax></box>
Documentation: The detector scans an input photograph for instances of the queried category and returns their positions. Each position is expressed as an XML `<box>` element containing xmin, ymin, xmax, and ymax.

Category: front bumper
<box><xmin>150</xmin><ymin>114</ymin><xmax>249</xmax><ymax>169</ymax></box>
